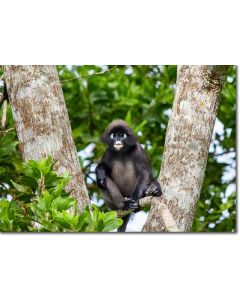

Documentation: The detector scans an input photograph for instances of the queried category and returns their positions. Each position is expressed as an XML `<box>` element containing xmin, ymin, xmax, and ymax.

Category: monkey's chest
<box><xmin>111</xmin><ymin>160</ymin><xmax>137</xmax><ymax>197</ymax></box>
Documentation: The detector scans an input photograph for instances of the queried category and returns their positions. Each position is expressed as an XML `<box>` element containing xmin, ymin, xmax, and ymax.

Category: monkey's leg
<box><xmin>117</xmin><ymin>214</ymin><xmax>131</xmax><ymax>232</ymax></box>
<box><xmin>101</xmin><ymin>177</ymin><xmax>131</xmax><ymax>232</ymax></box>
<box><xmin>145</xmin><ymin>179</ymin><xmax>162</xmax><ymax>196</ymax></box>
<box><xmin>103</xmin><ymin>176</ymin><xmax>126</xmax><ymax>210</ymax></box>
<box><xmin>123</xmin><ymin>171</ymin><xmax>150</xmax><ymax>211</ymax></box>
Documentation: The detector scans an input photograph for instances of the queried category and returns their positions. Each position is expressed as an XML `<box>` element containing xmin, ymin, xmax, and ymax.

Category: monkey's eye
<box><xmin>122</xmin><ymin>133</ymin><xmax>127</xmax><ymax>139</ymax></box>
<box><xmin>110</xmin><ymin>133</ymin><xmax>116</xmax><ymax>139</ymax></box>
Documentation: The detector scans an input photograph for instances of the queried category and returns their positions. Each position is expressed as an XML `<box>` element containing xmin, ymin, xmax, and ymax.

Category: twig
<box><xmin>1</xmin><ymin>100</ymin><xmax>7</xmax><ymax>128</ymax></box>
<box><xmin>60</xmin><ymin>65</ymin><xmax>118</xmax><ymax>83</ymax></box>
<box><xmin>213</xmin><ymin>149</ymin><xmax>235</xmax><ymax>157</ymax></box>
<box><xmin>0</xmin><ymin>82</ymin><xmax>8</xmax><ymax>108</ymax></box>
<box><xmin>0</xmin><ymin>127</ymin><xmax>14</xmax><ymax>134</ymax></box>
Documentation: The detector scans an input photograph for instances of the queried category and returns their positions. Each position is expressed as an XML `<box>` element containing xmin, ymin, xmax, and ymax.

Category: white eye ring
<box><xmin>110</xmin><ymin>133</ymin><xmax>115</xmax><ymax>139</ymax></box>
<box><xmin>123</xmin><ymin>133</ymin><xmax>127</xmax><ymax>138</ymax></box>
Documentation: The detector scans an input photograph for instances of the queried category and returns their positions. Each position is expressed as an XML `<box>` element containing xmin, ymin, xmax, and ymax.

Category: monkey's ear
<box><xmin>101</xmin><ymin>132</ymin><xmax>109</xmax><ymax>144</ymax></box>
<box><xmin>126</xmin><ymin>133</ymin><xmax>137</xmax><ymax>145</ymax></box>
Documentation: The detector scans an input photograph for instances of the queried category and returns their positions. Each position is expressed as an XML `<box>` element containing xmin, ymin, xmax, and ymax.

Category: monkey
<box><xmin>95</xmin><ymin>119</ymin><xmax>162</xmax><ymax>232</ymax></box>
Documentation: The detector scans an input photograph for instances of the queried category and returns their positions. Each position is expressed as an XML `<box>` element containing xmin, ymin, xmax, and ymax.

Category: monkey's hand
<box><xmin>123</xmin><ymin>198</ymin><xmax>140</xmax><ymax>212</ymax></box>
<box><xmin>96</xmin><ymin>177</ymin><xmax>106</xmax><ymax>189</ymax></box>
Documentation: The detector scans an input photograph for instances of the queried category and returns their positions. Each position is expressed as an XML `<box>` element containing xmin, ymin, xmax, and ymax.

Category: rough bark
<box><xmin>143</xmin><ymin>65</ymin><xmax>229</xmax><ymax>232</ymax></box>
<box><xmin>4</xmin><ymin>65</ymin><xmax>89</xmax><ymax>211</ymax></box>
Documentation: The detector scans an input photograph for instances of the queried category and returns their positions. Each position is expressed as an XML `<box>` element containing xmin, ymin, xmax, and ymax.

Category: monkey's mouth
<box><xmin>114</xmin><ymin>142</ymin><xmax>123</xmax><ymax>150</ymax></box>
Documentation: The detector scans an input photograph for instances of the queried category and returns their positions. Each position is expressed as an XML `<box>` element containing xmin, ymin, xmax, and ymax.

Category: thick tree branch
<box><xmin>140</xmin><ymin>196</ymin><xmax>180</xmax><ymax>232</ymax></box>
<box><xmin>143</xmin><ymin>65</ymin><xmax>229</xmax><ymax>232</ymax></box>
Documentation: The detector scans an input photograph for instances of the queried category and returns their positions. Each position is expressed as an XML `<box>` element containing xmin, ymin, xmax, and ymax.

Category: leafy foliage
<box><xmin>0</xmin><ymin>65</ymin><xmax>236</xmax><ymax>232</ymax></box>
<box><xmin>0</xmin><ymin>157</ymin><xmax>122</xmax><ymax>232</ymax></box>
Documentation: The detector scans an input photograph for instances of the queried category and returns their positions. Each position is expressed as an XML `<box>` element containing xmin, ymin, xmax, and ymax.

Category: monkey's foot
<box><xmin>123</xmin><ymin>199</ymin><xmax>139</xmax><ymax>212</ymax></box>
<box><xmin>145</xmin><ymin>186</ymin><xmax>162</xmax><ymax>197</ymax></box>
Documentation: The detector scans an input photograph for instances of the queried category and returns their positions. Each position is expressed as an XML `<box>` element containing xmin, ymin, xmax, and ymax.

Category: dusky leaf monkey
<box><xmin>96</xmin><ymin>120</ymin><xmax>161</xmax><ymax>232</ymax></box>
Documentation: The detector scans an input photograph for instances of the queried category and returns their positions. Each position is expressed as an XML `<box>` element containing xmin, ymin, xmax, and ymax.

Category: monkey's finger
<box><xmin>124</xmin><ymin>202</ymin><xmax>139</xmax><ymax>210</ymax></box>
<box><xmin>123</xmin><ymin>201</ymin><xmax>135</xmax><ymax>210</ymax></box>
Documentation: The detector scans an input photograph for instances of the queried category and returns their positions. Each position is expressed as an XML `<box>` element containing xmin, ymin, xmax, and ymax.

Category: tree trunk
<box><xmin>4</xmin><ymin>65</ymin><xmax>89</xmax><ymax>211</ymax></box>
<box><xmin>143</xmin><ymin>65</ymin><xmax>229</xmax><ymax>232</ymax></box>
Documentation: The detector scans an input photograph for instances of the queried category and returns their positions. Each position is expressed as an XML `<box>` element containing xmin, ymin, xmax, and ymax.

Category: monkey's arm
<box><xmin>102</xmin><ymin>176</ymin><xmax>126</xmax><ymax>210</ymax></box>
<box><xmin>123</xmin><ymin>168</ymin><xmax>150</xmax><ymax>211</ymax></box>
<box><xmin>96</xmin><ymin>162</ymin><xmax>108</xmax><ymax>189</ymax></box>
<box><xmin>96</xmin><ymin>148</ymin><xmax>113</xmax><ymax>189</ymax></box>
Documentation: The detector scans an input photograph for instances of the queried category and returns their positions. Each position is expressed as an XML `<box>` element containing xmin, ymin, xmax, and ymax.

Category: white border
<box><xmin>0</xmin><ymin>1</ymin><xmax>239</xmax><ymax>299</ymax></box>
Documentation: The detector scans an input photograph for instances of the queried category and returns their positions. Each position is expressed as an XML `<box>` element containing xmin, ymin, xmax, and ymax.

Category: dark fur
<box><xmin>96</xmin><ymin>120</ymin><xmax>162</xmax><ymax>232</ymax></box>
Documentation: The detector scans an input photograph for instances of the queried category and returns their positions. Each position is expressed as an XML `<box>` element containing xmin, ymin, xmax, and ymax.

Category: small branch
<box><xmin>1</xmin><ymin>100</ymin><xmax>7</xmax><ymax>128</ymax></box>
<box><xmin>0</xmin><ymin>81</ymin><xmax>8</xmax><ymax>108</ymax></box>
<box><xmin>60</xmin><ymin>65</ymin><xmax>118</xmax><ymax>83</ymax></box>
<box><xmin>0</xmin><ymin>127</ymin><xmax>14</xmax><ymax>135</ymax></box>
<box><xmin>212</xmin><ymin>149</ymin><xmax>235</xmax><ymax>157</ymax></box>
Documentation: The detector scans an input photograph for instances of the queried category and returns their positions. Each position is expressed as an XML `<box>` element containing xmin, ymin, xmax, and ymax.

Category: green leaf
<box><xmin>103</xmin><ymin>211</ymin><xmax>118</xmax><ymax>224</ymax></box>
<box><xmin>51</xmin><ymin>197</ymin><xmax>76</xmax><ymax>211</ymax></box>
<box><xmin>38</xmin><ymin>156</ymin><xmax>52</xmax><ymax>176</ymax></box>
<box><xmin>76</xmin><ymin>211</ymin><xmax>89</xmax><ymax>231</ymax></box>
<box><xmin>0</xmin><ymin>166</ymin><xmax>6</xmax><ymax>173</ymax></box>
<box><xmin>52</xmin><ymin>211</ymin><xmax>73</xmax><ymax>230</ymax></box>
<box><xmin>11</xmin><ymin>180</ymin><xmax>31</xmax><ymax>194</ymax></box>
<box><xmin>18</xmin><ymin>175</ymin><xmax>38</xmax><ymax>191</ymax></box>
<box><xmin>23</xmin><ymin>160</ymin><xmax>41</xmax><ymax>179</ymax></box>
<box><xmin>125</xmin><ymin>110</ymin><xmax>132</xmax><ymax>125</ymax></box>
<box><xmin>102</xmin><ymin>219</ymin><xmax>123</xmax><ymax>232</ymax></box>
<box><xmin>0</xmin><ymin>132</ymin><xmax>19</xmax><ymax>158</ymax></box>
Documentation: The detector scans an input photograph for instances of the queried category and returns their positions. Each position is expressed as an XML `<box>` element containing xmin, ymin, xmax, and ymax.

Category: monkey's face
<box><xmin>110</xmin><ymin>131</ymin><xmax>127</xmax><ymax>151</ymax></box>
<box><xmin>102</xmin><ymin>121</ymin><xmax>138</xmax><ymax>151</ymax></box>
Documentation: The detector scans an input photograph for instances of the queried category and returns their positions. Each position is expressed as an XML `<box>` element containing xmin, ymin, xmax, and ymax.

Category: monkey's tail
<box><xmin>117</xmin><ymin>214</ymin><xmax>131</xmax><ymax>232</ymax></box>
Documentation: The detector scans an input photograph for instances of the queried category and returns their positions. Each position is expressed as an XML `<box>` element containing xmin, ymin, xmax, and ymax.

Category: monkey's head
<box><xmin>102</xmin><ymin>120</ymin><xmax>137</xmax><ymax>152</ymax></box>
